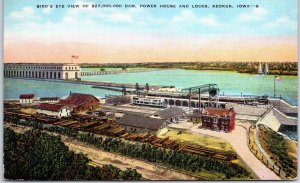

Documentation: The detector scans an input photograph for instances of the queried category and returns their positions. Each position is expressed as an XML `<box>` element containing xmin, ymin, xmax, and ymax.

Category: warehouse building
<box><xmin>117</xmin><ymin>114</ymin><xmax>167</xmax><ymax>134</ymax></box>
<box><xmin>37</xmin><ymin>103</ymin><xmax>71</xmax><ymax>118</ymax></box>
<box><xmin>57</xmin><ymin>93</ymin><xmax>100</xmax><ymax>113</ymax></box>
<box><xmin>132</xmin><ymin>97</ymin><xmax>167</xmax><ymax>108</ymax></box>
<box><xmin>39</xmin><ymin>97</ymin><xmax>60</xmax><ymax>103</ymax></box>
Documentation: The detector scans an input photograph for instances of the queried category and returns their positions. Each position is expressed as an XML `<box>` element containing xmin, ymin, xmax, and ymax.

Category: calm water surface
<box><xmin>82</xmin><ymin>69</ymin><xmax>298</xmax><ymax>105</ymax></box>
<box><xmin>4</xmin><ymin>69</ymin><xmax>298</xmax><ymax>105</ymax></box>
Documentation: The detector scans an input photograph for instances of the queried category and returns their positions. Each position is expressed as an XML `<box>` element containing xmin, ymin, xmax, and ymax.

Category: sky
<box><xmin>4</xmin><ymin>0</ymin><xmax>298</xmax><ymax>63</ymax></box>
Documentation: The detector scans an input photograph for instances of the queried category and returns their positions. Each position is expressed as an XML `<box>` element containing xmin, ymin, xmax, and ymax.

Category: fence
<box><xmin>247</xmin><ymin>124</ymin><xmax>287</xmax><ymax>179</ymax></box>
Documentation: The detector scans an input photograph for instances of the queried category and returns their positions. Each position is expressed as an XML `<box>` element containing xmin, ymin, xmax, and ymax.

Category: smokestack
<box><xmin>70</xmin><ymin>91</ymin><xmax>72</xmax><ymax>95</ymax></box>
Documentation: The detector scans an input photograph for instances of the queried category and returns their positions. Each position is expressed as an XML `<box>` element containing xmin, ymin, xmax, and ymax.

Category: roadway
<box><xmin>189</xmin><ymin>121</ymin><xmax>280</xmax><ymax>180</ymax></box>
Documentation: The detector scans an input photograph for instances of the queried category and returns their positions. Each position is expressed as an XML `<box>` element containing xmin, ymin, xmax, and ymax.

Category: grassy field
<box><xmin>157</xmin><ymin>129</ymin><xmax>233</xmax><ymax>151</ymax></box>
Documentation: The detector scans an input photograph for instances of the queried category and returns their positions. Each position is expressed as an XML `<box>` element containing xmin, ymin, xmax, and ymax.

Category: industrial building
<box><xmin>57</xmin><ymin>93</ymin><xmax>100</xmax><ymax>113</ymax></box>
<box><xmin>150</xmin><ymin>107</ymin><xmax>186</xmax><ymax>123</ymax></box>
<box><xmin>132</xmin><ymin>97</ymin><xmax>167</xmax><ymax>108</ymax></box>
<box><xmin>39</xmin><ymin>97</ymin><xmax>60</xmax><ymax>103</ymax></box>
<box><xmin>117</xmin><ymin>114</ymin><xmax>167</xmax><ymax>134</ymax></box>
<box><xmin>37</xmin><ymin>103</ymin><xmax>71</xmax><ymax>118</ymax></box>
<box><xmin>201</xmin><ymin>107</ymin><xmax>236</xmax><ymax>132</ymax></box>
<box><xmin>4</xmin><ymin>63</ymin><xmax>81</xmax><ymax>80</ymax></box>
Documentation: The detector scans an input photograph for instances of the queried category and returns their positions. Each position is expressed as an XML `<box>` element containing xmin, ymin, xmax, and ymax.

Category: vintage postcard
<box><xmin>3</xmin><ymin>0</ymin><xmax>298</xmax><ymax>181</ymax></box>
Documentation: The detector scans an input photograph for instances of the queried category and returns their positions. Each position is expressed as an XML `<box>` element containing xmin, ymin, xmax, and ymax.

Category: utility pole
<box><xmin>198</xmin><ymin>88</ymin><xmax>201</xmax><ymax>113</ymax></box>
<box><xmin>189</xmin><ymin>88</ymin><xmax>191</xmax><ymax>109</ymax></box>
<box><xmin>274</xmin><ymin>76</ymin><xmax>276</xmax><ymax>98</ymax></box>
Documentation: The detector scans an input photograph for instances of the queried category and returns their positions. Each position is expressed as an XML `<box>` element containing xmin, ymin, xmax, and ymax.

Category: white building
<box><xmin>37</xmin><ymin>103</ymin><xmax>72</xmax><ymax>118</ymax></box>
<box><xmin>132</xmin><ymin>97</ymin><xmax>167</xmax><ymax>108</ymax></box>
<box><xmin>19</xmin><ymin>94</ymin><xmax>35</xmax><ymax>104</ymax></box>
<box><xmin>4</xmin><ymin>63</ymin><xmax>81</xmax><ymax>80</ymax></box>
<box><xmin>39</xmin><ymin>97</ymin><xmax>60</xmax><ymax>103</ymax></box>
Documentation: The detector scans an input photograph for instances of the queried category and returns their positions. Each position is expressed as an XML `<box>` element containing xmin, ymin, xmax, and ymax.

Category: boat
<box><xmin>258</xmin><ymin>62</ymin><xmax>263</xmax><ymax>75</ymax></box>
<box><xmin>265</xmin><ymin>63</ymin><xmax>270</xmax><ymax>75</ymax></box>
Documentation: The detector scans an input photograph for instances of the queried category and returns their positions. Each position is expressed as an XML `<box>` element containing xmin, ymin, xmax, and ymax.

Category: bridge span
<box><xmin>80</xmin><ymin>68</ymin><xmax>162</xmax><ymax>76</ymax></box>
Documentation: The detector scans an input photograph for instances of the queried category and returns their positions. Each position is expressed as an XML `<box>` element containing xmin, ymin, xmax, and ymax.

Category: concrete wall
<box><xmin>257</xmin><ymin>109</ymin><xmax>281</xmax><ymax>132</ymax></box>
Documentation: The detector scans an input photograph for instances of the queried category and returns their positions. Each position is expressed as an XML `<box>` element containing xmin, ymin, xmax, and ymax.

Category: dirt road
<box><xmin>190</xmin><ymin>121</ymin><xmax>280</xmax><ymax>180</ymax></box>
<box><xmin>63</xmin><ymin>138</ymin><xmax>197</xmax><ymax>180</ymax></box>
<box><xmin>4</xmin><ymin>123</ymin><xmax>197</xmax><ymax>180</ymax></box>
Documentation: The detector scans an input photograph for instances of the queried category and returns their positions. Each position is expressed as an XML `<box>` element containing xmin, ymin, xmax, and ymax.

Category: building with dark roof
<box><xmin>37</xmin><ymin>103</ymin><xmax>71</xmax><ymax>118</ymax></box>
<box><xmin>150</xmin><ymin>107</ymin><xmax>185</xmax><ymax>123</ymax></box>
<box><xmin>117</xmin><ymin>114</ymin><xmax>167</xmax><ymax>134</ymax></box>
<box><xmin>19</xmin><ymin>94</ymin><xmax>35</xmax><ymax>104</ymax></box>
<box><xmin>57</xmin><ymin>93</ymin><xmax>100</xmax><ymax>113</ymax></box>
<box><xmin>188</xmin><ymin>112</ymin><xmax>203</xmax><ymax>123</ymax></box>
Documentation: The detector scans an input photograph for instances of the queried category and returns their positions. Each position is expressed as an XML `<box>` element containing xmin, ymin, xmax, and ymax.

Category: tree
<box><xmin>119</xmin><ymin>168</ymin><xmax>142</xmax><ymax>180</ymax></box>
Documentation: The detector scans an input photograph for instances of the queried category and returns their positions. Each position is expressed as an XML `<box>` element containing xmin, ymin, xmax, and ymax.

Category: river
<box><xmin>4</xmin><ymin>69</ymin><xmax>298</xmax><ymax>106</ymax></box>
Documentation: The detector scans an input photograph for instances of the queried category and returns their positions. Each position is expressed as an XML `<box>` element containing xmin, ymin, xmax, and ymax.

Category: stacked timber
<box><xmin>93</xmin><ymin>123</ymin><xmax>112</xmax><ymax>134</ymax></box>
<box><xmin>161</xmin><ymin>139</ymin><xmax>179</xmax><ymax>149</ymax></box>
<box><xmin>107</xmin><ymin>127</ymin><xmax>125</xmax><ymax>137</ymax></box>
<box><xmin>179</xmin><ymin>144</ymin><xmax>237</xmax><ymax>161</ymax></box>
<box><xmin>141</xmin><ymin>135</ymin><xmax>158</xmax><ymax>143</ymax></box>
<box><xmin>55</xmin><ymin>120</ymin><xmax>78</xmax><ymax>127</ymax></box>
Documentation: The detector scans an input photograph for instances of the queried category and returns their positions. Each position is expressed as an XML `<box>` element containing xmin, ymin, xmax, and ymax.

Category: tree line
<box><xmin>4</xmin><ymin>128</ymin><xmax>142</xmax><ymax>180</ymax></box>
<box><xmin>80</xmin><ymin>62</ymin><xmax>298</xmax><ymax>75</ymax></box>
<box><xmin>5</xmin><ymin>116</ymin><xmax>251</xmax><ymax>179</ymax></box>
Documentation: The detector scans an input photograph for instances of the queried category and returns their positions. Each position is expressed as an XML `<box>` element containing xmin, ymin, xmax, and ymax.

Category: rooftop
<box><xmin>202</xmin><ymin>107</ymin><xmax>235</xmax><ymax>117</ymax></box>
<box><xmin>38</xmin><ymin>103</ymin><xmax>69</xmax><ymax>112</ymax></box>
<box><xmin>39</xmin><ymin>97</ymin><xmax>60</xmax><ymax>101</ymax></box>
<box><xmin>58</xmin><ymin>93</ymin><xmax>99</xmax><ymax>108</ymax></box>
<box><xmin>19</xmin><ymin>94</ymin><xmax>35</xmax><ymax>99</ymax></box>
<box><xmin>154</xmin><ymin>107</ymin><xmax>185</xmax><ymax>119</ymax></box>
<box><xmin>117</xmin><ymin>114</ymin><xmax>166</xmax><ymax>131</ymax></box>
